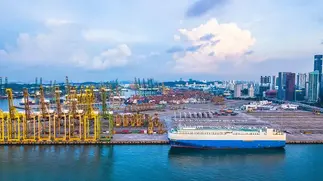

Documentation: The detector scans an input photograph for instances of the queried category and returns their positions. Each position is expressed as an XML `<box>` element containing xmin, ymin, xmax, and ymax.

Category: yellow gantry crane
<box><xmin>38</xmin><ymin>85</ymin><xmax>52</xmax><ymax>142</ymax></box>
<box><xmin>22</xmin><ymin>88</ymin><xmax>36</xmax><ymax>142</ymax></box>
<box><xmin>6</xmin><ymin>88</ymin><xmax>24</xmax><ymax>142</ymax></box>
<box><xmin>0</xmin><ymin>109</ymin><xmax>4</xmax><ymax>142</ymax></box>
<box><xmin>68</xmin><ymin>86</ymin><xmax>83</xmax><ymax>141</ymax></box>
<box><xmin>53</xmin><ymin>86</ymin><xmax>67</xmax><ymax>141</ymax></box>
<box><xmin>83</xmin><ymin>86</ymin><xmax>99</xmax><ymax>142</ymax></box>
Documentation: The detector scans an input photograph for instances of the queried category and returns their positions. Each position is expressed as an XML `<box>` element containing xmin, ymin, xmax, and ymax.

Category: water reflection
<box><xmin>0</xmin><ymin>145</ymin><xmax>115</xmax><ymax>181</ymax></box>
<box><xmin>168</xmin><ymin>147</ymin><xmax>286</xmax><ymax>167</ymax></box>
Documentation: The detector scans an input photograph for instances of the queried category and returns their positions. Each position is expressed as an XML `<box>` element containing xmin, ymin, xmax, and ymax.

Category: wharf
<box><xmin>286</xmin><ymin>140</ymin><xmax>323</xmax><ymax>144</ymax></box>
<box><xmin>1</xmin><ymin>140</ymin><xmax>323</xmax><ymax>145</ymax></box>
<box><xmin>0</xmin><ymin>140</ymin><xmax>169</xmax><ymax>145</ymax></box>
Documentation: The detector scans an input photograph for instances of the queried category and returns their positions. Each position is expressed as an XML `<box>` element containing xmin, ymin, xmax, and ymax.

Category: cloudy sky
<box><xmin>1</xmin><ymin>0</ymin><xmax>323</xmax><ymax>83</ymax></box>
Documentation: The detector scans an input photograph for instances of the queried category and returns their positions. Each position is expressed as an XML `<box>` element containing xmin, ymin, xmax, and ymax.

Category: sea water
<box><xmin>0</xmin><ymin>145</ymin><xmax>323</xmax><ymax>181</ymax></box>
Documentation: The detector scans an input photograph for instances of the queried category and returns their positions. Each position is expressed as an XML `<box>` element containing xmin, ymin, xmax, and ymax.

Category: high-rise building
<box><xmin>308</xmin><ymin>70</ymin><xmax>320</xmax><ymax>102</ymax></box>
<box><xmin>285</xmin><ymin>72</ymin><xmax>295</xmax><ymax>101</ymax></box>
<box><xmin>277</xmin><ymin>72</ymin><xmax>287</xmax><ymax>100</ymax></box>
<box><xmin>314</xmin><ymin>55</ymin><xmax>323</xmax><ymax>81</ymax></box>
<box><xmin>305</xmin><ymin>81</ymin><xmax>309</xmax><ymax>99</ymax></box>
<box><xmin>260</xmin><ymin>76</ymin><xmax>271</xmax><ymax>96</ymax></box>
<box><xmin>277</xmin><ymin>72</ymin><xmax>295</xmax><ymax>101</ymax></box>
<box><xmin>296</xmin><ymin>73</ymin><xmax>307</xmax><ymax>89</ymax></box>
<box><xmin>314</xmin><ymin>55</ymin><xmax>323</xmax><ymax>101</ymax></box>
<box><xmin>272</xmin><ymin>75</ymin><xmax>276</xmax><ymax>90</ymax></box>
<box><xmin>234</xmin><ymin>84</ymin><xmax>242</xmax><ymax>98</ymax></box>
<box><xmin>248</xmin><ymin>85</ymin><xmax>254</xmax><ymax>97</ymax></box>
<box><xmin>260</xmin><ymin>76</ymin><xmax>271</xmax><ymax>85</ymax></box>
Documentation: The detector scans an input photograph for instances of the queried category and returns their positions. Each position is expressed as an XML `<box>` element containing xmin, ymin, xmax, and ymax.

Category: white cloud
<box><xmin>148</xmin><ymin>51</ymin><xmax>160</xmax><ymax>56</ymax></box>
<box><xmin>45</xmin><ymin>19</ymin><xmax>72</xmax><ymax>27</ymax></box>
<box><xmin>172</xmin><ymin>18</ymin><xmax>257</xmax><ymax>73</ymax></box>
<box><xmin>83</xmin><ymin>44</ymin><xmax>131</xmax><ymax>70</ymax></box>
<box><xmin>174</xmin><ymin>35</ymin><xmax>181</xmax><ymax>41</ymax></box>
<box><xmin>82</xmin><ymin>29</ymin><xmax>148</xmax><ymax>43</ymax></box>
<box><xmin>0</xmin><ymin>19</ymin><xmax>133</xmax><ymax>70</ymax></box>
<box><xmin>136</xmin><ymin>51</ymin><xmax>160</xmax><ymax>60</ymax></box>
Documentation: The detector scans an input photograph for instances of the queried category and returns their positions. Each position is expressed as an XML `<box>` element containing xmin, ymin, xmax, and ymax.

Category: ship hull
<box><xmin>169</xmin><ymin>140</ymin><xmax>285</xmax><ymax>149</ymax></box>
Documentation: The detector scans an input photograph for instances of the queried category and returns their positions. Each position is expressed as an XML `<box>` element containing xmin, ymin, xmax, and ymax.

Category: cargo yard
<box><xmin>171</xmin><ymin>100</ymin><xmax>323</xmax><ymax>144</ymax></box>
<box><xmin>1</xmin><ymin>77</ymin><xmax>323</xmax><ymax>145</ymax></box>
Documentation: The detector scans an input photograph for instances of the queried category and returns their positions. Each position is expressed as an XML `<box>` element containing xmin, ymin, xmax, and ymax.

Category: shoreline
<box><xmin>0</xmin><ymin>140</ymin><xmax>323</xmax><ymax>145</ymax></box>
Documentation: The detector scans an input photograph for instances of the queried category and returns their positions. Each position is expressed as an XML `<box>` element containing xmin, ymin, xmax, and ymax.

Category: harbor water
<box><xmin>0</xmin><ymin>145</ymin><xmax>323</xmax><ymax>181</ymax></box>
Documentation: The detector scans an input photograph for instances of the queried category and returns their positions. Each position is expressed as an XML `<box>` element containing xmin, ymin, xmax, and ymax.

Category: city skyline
<box><xmin>1</xmin><ymin>0</ymin><xmax>323</xmax><ymax>81</ymax></box>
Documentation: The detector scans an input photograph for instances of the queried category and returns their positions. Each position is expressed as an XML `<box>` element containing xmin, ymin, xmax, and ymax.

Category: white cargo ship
<box><xmin>168</xmin><ymin>126</ymin><xmax>286</xmax><ymax>149</ymax></box>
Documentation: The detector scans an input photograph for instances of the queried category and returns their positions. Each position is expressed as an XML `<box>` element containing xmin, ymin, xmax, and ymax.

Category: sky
<box><xmin>1</xmin><ymin>0</ymin><xmax>323</xmax><ymax>83</ymax></box>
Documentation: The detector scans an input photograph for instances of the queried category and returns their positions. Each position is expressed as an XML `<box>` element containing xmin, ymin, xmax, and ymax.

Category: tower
<box><xmin>314</xmin><ymin>55</ymin><xmax>323</xmax><ymax>102</ymax></box>
<box><xmin>308</xmin><ymin>71</ymin><xmax>320</xmax><ymax>102</ymax></box>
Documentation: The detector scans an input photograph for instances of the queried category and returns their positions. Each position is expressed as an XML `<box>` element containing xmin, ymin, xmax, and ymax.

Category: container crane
<box><xmin>0</xmin><ymin>109</ymin><xmax>4</xmax><ymax>142</ymax></box>
<box><xmin>53</xmin><ymin>87</ymin><xmax>67</xmax><ymax>141</ymax></box>
<box><xmin>23</xmin><ymin>88</ymin><xmax>36</xmax><ymax>142</ymax></box>
<box><xmin>6</xmin><ymin>88</ymin><xmax>23</xmax><ymax>141</ymax></box>
<box><xmin>101</xmin><ymin>87</ymin><xmax>113</xmax><ymax>140</ymax></box>
<box><xmin>147</xmin><ymin>115</ymin><xmax>154</xmax><ymax>134</ymax></box>
<box><xmin>68</xmin><ymin>86</ymin><xmax>82</xmax><ymax>141</ymax></box>
<box><xmin>83</xmin><ymin>86</ymin><xmax>99</xmax><ymax>141</ymax></box>
<box><xmin>38</xmin><ymin>85</ymin><xmax>52</xmax><ymax>142</ymax></box>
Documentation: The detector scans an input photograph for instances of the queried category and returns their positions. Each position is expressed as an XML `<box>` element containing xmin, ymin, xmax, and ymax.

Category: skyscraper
<box><xmin>314</xmin><ymin>55</ymin><xmax>323</xmax><ymax>101</ymax></box>
<box><xmin>285</xmin><ymin>72</ymin><xmax>295</xmax><ymax>101</ymax></box>
<box><xmin>272</xmin><ymin>75</ymin><xmax>276</xmax><ymax>90</ymax></box>
<box><xmin>277</xmin><ymin>72</ymin><xmax>287</xmax><ymax>100</ymax></box>
<box><xmin>308</xmin><ymin>71</ymin><xmax>320</xmax><ymax>102</ymax></box>
<box><xmin>314</xmin><ymin>55</ymin><xmax>323</xmax><ymax>81</ymax></box>
<box><xmin>234</xmin><ymin>84</ymin><xmax>242</xmax><ymax>98</ymax></box>
<box><xmin>248</xmin><ymin>85</ymin><xmax>254</xmax><ymax>97</ymax></box>
<box><xmin>277</xmin><ymin>72</ymin><xmax>295</xmax><ymax>101</ymax></box>
<box><xmin>260</xmin><ymin>75</ymin><xmax>271</xmax><ymax>95</ymax></box>
<box><xmin>296</xmin><ymin>73</ymin><xmax>307</xmax><ymax>89</ymax></box>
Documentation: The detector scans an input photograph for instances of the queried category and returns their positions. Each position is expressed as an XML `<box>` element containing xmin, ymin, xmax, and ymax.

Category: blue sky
<box><xmin>0</xmin><ymin>0</ymin><xmax>323</xmax><ymax>83</ymax></box>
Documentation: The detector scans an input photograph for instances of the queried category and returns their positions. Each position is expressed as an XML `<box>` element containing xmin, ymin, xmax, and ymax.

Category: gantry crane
<box><xmin>68</xmin><ymin>86</ymin><xmax>82</xmax><ymax>141</ymax></box>
<box><xmin>6</xmin><ymin>88</ymin><xmax>24</xmax><ymax>141</ymax></box>
<box><xmin>101</xmin><ymin>87</ymin><xmax>113</xmax><ymax>140</ymax></box>
<box><xmin>38</xmin><ymin>85</ymin><xmax>52</xmax><ymax>142</ymax></box>
<box><xmin>147</xmin><ymin>115</ymin><xmax>154</xmax><ymax>134</ymax></box>
<box><xmin>0</xmin><ymin>109</ymin><xmax>4</xmax><ymax>142</ymax></box>
<box><xmin>83</xmin><ymin>86</ymin><xmax>99</xmax><ymax>141</ymax></box>
<box><xmin>23</xmin><ymin>88</ymin><xmax>36</xmax><ymax>142</ymax></box>
<box><xmin>53</xmin><ymin>87</ymin><xmax>67</xmax><ymax>141</ymax></box>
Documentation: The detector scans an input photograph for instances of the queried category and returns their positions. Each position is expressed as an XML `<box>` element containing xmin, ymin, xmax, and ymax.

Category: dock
<box><xmin>0</xmin><ymin>140</ymin><xmax>169</xmax><ymax>145</ymax></box>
